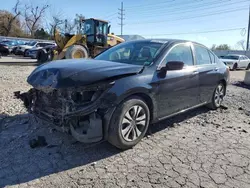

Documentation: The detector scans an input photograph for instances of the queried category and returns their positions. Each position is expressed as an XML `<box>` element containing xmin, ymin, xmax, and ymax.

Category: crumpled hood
<box><xmin>27</xmin><ymin>59</ymin><xmax>143</xmax><ymax>89</ymax></box>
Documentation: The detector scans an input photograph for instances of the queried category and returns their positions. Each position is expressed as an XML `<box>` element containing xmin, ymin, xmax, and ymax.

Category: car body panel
<box><xmin>15</xmin><ymin>39</ymin><xmax>229</xmax><ymax>144</ymax></box>
<box><xmin>153</xmin><ymin>66</ymin><xmax>200</xmax><ymax>118</ymax></box>
<box><xmin>27</xmin><ymin>59</ymin><xmax>143</xmax><ymax>88</ymax></box>
<box><xmin>220</xmin><ymin>55</ymin><xmax>250</xmax><ymax>69</ymax></box>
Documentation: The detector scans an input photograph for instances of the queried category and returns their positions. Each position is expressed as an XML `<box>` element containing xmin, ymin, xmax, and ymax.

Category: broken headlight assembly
<box><xmin>15</xmin><ymin>81</ymin><xmax>115</xmax><ymax>143</ymax></box>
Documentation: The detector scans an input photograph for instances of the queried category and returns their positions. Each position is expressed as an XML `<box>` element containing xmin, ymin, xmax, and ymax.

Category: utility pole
<box><xmin>246</xmin><ymin>5</ymin><xmax>250</xmax><ymax>50</ymax></box>
<box><xmin>118</xmin><ymin>2</ymin><xmax>125</xmax><ymax>36</ymax></box>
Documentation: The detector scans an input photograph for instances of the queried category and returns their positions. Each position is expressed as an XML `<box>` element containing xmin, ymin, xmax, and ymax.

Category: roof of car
<box><xmin>227</xmin><ymin>54</ymin><xmax>243</xmax><ymax>56</ymax></box>
<box><xmin>126</xmin><ymin>39</ymin><xmax>205</xmax><ymax>46</ymax></box>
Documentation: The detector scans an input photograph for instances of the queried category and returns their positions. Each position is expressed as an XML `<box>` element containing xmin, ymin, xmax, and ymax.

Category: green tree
<box><xmin>211</xmin><ymin>44</ymin><xmax>231</xmax><ymax>50</ymax></box>
<box><xmin>23</xmin><ymin>3</ymin><xmax>49</xmax><ymax>38</ymax></box>
<box><xmin>0</xmin><ymin>0</ymin><xmax>23</xmax><ymax>37</ymax></box>
<box><xmin>34</xmin><ymin>28</ymin><xmax>51</xmax><ymax>39</ymax></box>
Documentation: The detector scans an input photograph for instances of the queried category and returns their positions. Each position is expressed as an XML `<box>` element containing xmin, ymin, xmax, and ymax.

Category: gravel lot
<box><xmin>0</xmin><ymin>65</ymin><xmax>250</xmax><ymax>188</ymax></box>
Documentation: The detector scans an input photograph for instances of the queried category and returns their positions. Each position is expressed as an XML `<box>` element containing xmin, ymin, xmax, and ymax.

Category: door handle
<box><xmin>214</xmin><ymin>67</ymin><xmax>219</xmax><ymax>71</ymax></box>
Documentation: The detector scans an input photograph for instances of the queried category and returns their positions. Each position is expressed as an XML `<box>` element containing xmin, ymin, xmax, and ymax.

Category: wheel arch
<box><xmin>219</xmin><ymin>79</ymin><xmax>227</xmax><ymax>95</ymax></box>
<box><xmin>103</xmin><ymin>91</ymin><xmax>157</xmax><ymax>140</ymax></box>
<box><xmin>124</xmin><ymin>92</ymin><xmax>155</xmax><ymax>122</ymax></box>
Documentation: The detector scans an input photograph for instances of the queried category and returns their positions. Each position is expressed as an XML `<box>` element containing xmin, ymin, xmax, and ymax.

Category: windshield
<box><xmin>222</xmin><ymin>55</ymin><xmax>239</xmax><ymax>60</ymax></box>
<box><xmin>95</xmin><ymin>41</ymin><xmax>165</xmax><ymax>66</ymax></box>
<box><xmin>27</xmin><ymin>41</ymin><xmax>37</xmax><ymax>46</ymax></box>
<box><xmin>4</xmin><ymin>41</ymin><xmax>17</xmax><ymax>46</ymax></box>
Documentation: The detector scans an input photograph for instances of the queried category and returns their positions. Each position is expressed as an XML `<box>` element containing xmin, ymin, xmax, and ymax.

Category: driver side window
<box><xmin>165</xmin><ymin>44</ymin><xmax>194</xmax><ymax>66</ymax></box>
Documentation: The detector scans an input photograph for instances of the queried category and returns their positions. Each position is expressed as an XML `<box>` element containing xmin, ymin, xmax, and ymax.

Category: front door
<box><xmin>155</xmin><ymin>43</ymin><xmax>200</xmax><ymax>119</ymax></box>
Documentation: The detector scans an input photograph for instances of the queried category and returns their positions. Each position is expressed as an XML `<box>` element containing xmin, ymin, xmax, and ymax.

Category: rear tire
<box><xmin>108</xmin><ymin>97</ymin><xmax>150</xmax><ymax>150</ymax></box>
<box><xmin>246</xmin><ymin>63</ymin><xmax>250</xmax><ymax>70</ymax></box>
<box><xmin>37</xmin><ymin>49</ymin><xmax>48</xmax><ymax>64</ymax></box>
<box><xmin>23</xmin><ymin>49</ymin><xmax>28</xmax><ymax>57</ymax></box>
<box><xmin>207</xmin><ymin>82</ymin><xmax>225</xmax><ymax>110</ymax></box>
<box><xmin>231</xmin><ymin>63</ymin><xmax>237</xmax><ymax>71</ymax></box>
<box><xmin>65</xmin><ymin>45</ymin><xmax>89</xmax><ymax>59</ymax></box>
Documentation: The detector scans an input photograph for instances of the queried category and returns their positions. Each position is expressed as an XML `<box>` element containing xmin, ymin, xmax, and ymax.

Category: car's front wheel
<box><xmin>207</xmin><ymin>83</ymin><xmax>225</xmax><ymax>110</ymax></box>
<box><xmin>108</xmin><ymin>97</ymin><xmax>150</xmax><ymax>150</ymax></box>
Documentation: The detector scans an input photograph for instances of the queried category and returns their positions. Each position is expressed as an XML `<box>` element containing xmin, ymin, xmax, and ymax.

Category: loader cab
<box><xmin>83</xmin><ymin>18</ymin><xmax>109</xmax><ymax>47</ymax></box>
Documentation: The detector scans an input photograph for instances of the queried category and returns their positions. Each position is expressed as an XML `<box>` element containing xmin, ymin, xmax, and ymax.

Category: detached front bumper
<box><xmin>14</xmin><ymin>82</ymin><xmax>115</xmax><ymax>143</ymax></box>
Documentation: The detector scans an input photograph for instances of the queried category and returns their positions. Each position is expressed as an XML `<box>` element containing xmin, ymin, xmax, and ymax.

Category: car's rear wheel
<box><xmin>24</xmin><ymin>49</ymin><xmax>28</xmax><ymax>57</ymax></box>
<box><xmin>246</xmin><ymin>63</ymin><xmax>250</xmax><ymax>70</ymax></box>
<box><xmin>108</xmin><ymin>97</ymin><xmax>150</xmax><ymax>150</ymax></box>
<box><xmin>207</xmin><ymin>83</ymin><xmax>225</xmax><ymax>110</ymax></box>
<box><xmin>232</xmin><ymin>63</ymin><xmax>237</xmax><ymax>71</ymax></box>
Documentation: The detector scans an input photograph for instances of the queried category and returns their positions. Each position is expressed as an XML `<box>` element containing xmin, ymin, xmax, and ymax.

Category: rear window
<box><xmin>222</xmin><ymin>55</ymin><xmax>239</xmax><ymax>60</ymax></box>
<box><xmin>209</xmin><ymin>51</ymin><xmax>216</xmax><ymax>64</ymax></box>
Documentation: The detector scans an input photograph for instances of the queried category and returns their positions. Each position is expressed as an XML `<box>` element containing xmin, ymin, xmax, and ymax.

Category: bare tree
<box><xmin>236</xmin><ymin>40</ymin><xmax>246</xmax><ymax>50</ymax></box>
<box><xmin>23</xmin><ymin>3</ymin><xmax>49</xmax><ymax>37</ymax></box>
<box><xmin>1</xmin><ymin>0</ymin><xmax>21</xmax><ymax>36</ymax></box>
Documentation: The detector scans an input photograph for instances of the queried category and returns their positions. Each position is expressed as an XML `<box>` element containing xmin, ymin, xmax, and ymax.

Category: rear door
<box><xmin>193</xmin><ymin>44</ymin><xmax>219</xmax><ymax>103</ymax></box>
<box><xmin>238</xmin><ymin>56</ymin><xmax>246</xmax><ymax>68</ymax></box>
<box><xmin>243</xmin><ymin>56</ymin><xmax>249</xmax><ymax>68</ymax></box>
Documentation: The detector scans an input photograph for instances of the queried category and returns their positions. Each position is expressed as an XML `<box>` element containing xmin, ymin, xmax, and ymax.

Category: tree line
<box><xmin>0</xmin><ymin>0</ymin><xmax>248</xmax><ymax>50</ymax></box>
<box><xmin>0</xmin><ymin>0</ymin><xmax>84</xmax><ymax>40</ymax></box>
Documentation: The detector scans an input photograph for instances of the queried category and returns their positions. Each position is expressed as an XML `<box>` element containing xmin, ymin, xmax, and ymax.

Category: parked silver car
<box><xmin>219</xmin><ymin>54</ymin><xmax>250</xmax><ymax>70</ymax></box>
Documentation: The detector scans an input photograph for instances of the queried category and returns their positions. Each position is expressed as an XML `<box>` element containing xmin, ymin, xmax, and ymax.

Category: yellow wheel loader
<box><xmin>37</xmin><ymin>18</ymin><xmax>124</xmax><ymax>63</ymax></box>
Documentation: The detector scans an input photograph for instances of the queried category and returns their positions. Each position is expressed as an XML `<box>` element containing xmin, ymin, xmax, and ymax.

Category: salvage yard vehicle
<box><xmin>15</xmin><ymin>41</ymin><xmax>55</xmax><ymax>56</ymax></box>
<box><xmin>15</xmin><ymin>39</ymin><xmax>229</xmax><ymax>149</ymax></box>
<box><xmin>220</xmin><ymin>54</ymin><xmax>250</xmax><ymax>70</ymax></box>
<box><xmin>0</xmin><ymin>43</ymin><xmax>10</xmax><ymax>56</ymax></box>
<box><xmin>37</xmin><ymin>18</ymin><xmax>124</xmax><ymax>63</ymax></box>
<box><xmin>26</xmin><ymin>44</ymin><xmax>57</xmax><ymax>59</ymax></box>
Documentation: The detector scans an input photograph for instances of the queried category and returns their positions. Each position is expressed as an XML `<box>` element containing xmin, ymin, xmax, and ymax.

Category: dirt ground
<box><xmin>0</xmin><ymin>65</ymin><xmax>250</xmax><ymax>188</ymax></box>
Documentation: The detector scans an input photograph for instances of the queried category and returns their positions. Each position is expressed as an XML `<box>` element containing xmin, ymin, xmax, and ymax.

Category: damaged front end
<box><xmin>14</xmin><ymin>81</ymin><xmax>115</xmax><ymax>143</ymax></box>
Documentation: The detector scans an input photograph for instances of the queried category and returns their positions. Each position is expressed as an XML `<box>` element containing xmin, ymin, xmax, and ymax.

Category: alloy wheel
<box><xmin>121</xmin><ymin>105</ymin><xmax>147</xmax><ymax>142</ymax></box>
<box><xmin>214</xmin><ymin>84</ymin><xmax>225</xmax><ymax>107</ymax></box>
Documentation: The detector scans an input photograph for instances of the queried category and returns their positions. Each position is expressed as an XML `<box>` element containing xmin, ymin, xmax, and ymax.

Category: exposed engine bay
<box><xmin>14</xmin><ymin>81</ymin><xmax>115</xmax><ymax>143</ymax></box>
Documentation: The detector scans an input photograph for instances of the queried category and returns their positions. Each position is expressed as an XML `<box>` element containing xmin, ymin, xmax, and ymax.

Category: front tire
<box><xmin>108</xmin><ymin>97</ymin><xmax>150</xmax><ymax>150</ymax></box>
<box><xmin>65</xmin><ymin>45</ymin><xmax>89</xmax><ymax>59</ymax></box>
<box><xmin>207</xmin><ymin>83</ymin><xmax>225</xmax><ymax>110</ymax></box>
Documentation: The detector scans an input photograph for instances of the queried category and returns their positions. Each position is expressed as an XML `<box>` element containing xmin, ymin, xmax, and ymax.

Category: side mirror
<box><xmin>165</xmin><ymin>61</ymin><xmax>184</xmax><ymax>71</ymax></box>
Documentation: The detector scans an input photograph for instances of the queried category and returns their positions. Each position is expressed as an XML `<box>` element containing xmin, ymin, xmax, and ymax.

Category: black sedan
<box><xmin>15</xmin><ymin>39</ymin><xmax>230</xmax><ymax>149</ymax></box>
<box><xmin>0</xmin><ymin>43</ymin><xmax>10</xmax><ymax>56</ymax></box>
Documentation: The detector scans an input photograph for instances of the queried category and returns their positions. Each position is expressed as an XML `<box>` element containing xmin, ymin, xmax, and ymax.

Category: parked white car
<box><xmin>219</xmin><ymin>54</ymin><xmax>250</xmax><ymax>70</ymax></box>
<box><xmin>15</xmin><ymin>41</ymin><xmax>55</xmax><ymax>56</ymax></box>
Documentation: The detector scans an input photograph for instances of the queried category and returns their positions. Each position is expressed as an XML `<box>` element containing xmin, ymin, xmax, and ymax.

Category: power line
<box><xmin>126</xmin><ymin>0</ymin><xmax>174</xmax><ymax>9</ymax></box>
<box><xmin>126</xmin><ymin>0</ymin><xmax>232</xmax><ymax>12</ymax></box>
<box><xmin>128</xmin><ymin>7</ymin><xmax>248</xmax><ymax>25</ymax></box>
<box><xmin>126</xmin><ymin>0</ymin><xmax>248</xmax><ymax>17</ymax></box>
<box><xmin>142</xmin><ymin>27</ymin><xmax>245</xmax><ymax>36</ymax></box>
<box><xmin>124</xmin><ymin>13</ymin><xmax>246</xmax><ymax>29</ymax></box>
<box><xmin>104</xmin><ymin>13</ymin><xmax>117</xmax><ymax>19</ymax></box>
<box><xmin>118</xmin><ymin>2</ymin><xmax>125</xmax><ymax>36</ymax></box>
